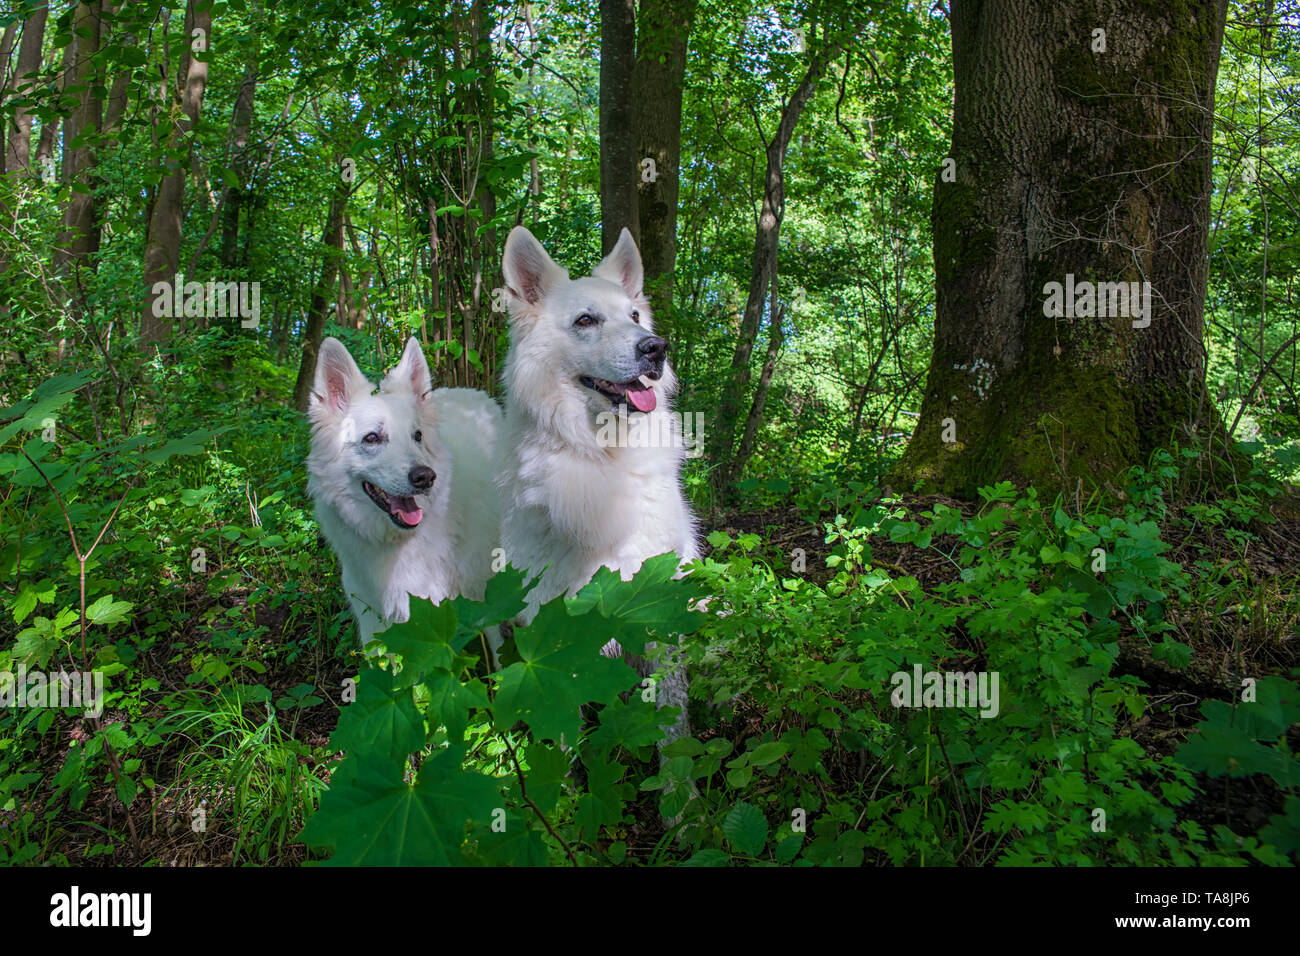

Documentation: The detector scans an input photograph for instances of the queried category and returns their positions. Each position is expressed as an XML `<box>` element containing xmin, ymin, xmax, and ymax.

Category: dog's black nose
<box><xmin>637</xmin><ymin>335</ymin><xmax>668</xmax><ymax>363</ymax></box>
<box><xmin>409</xmin><ymin>465</ymin><xmax>436</xmax><ymax>490</ymax></box>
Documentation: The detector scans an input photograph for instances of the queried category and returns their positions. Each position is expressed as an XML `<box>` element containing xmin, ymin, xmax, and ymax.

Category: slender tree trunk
<box><xmin>599</xmin><ymin>0</ymin><xmax>637</xmax><ymax>253</ymax></box>
<box><xmin>632</xmin><ymin>0</ymin><xmax>693</xmax><ymax>336</ymax></box>
<box><xmin>102</xmin><ymin>8</ymin><xmax>134</xmax><ymax>138</ymax></box>
<box><xmin>33</xmin><ymin>41</ymin><xmax>69</xmax><ymax>178</ymax></box>
<box><xmin>710</xmin><ymin>42</ymin><xmax>839</xmax><ymax>490</ymax></box>
<box><xmin>57</xmin><ymin>1</ymin><xmax>104</xmax><ymax>271</ymax></box>
<box><xmin>140</xmin><ymin>0</ymin><xmax>211</xmax><ymax>342</ymax></box>
<box><xmin>221</xmin><ymin>2</ymin><xmax>260</xmax><ymax>269</ymax></box>
<box><xmin>292</xmin><ymin>182</ymin><xmax>349</xmax><ymax>411</ymax></box>
<box><xmin>3</xmin><ymin>2</ymin><xmax>48</xmax><ymax>177</ymax></box>
<box><xmin>0</xmin><ymin>22</ymin><xmax>18</xmax><ymax>171</ymax></box>
<box><xmin>893</xmin><ymin>0</ymin><xmax>1231</xmax><ymax>496</ymax></box>
<box><xmin>732</xmin><ymin>279</ymin><xmax>787</xmax><ymax>481</ymax></box>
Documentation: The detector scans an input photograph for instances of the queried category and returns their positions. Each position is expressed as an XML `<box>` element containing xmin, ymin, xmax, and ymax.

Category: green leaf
<box><xmin>378</xmin><ymin>598</ymin><xmax>460</xmax><ymax>688</ymax></box>
<box><xmin>520</xmin><ymin>743</ymin><xmax>568</xmax><ymax>816</ymax></box>
<box><xmin>706</xmin><ymin>530</ymin><xmax>732</xmax><ymax>550</ymax></box>
<box><xmin>329</xmin><ymin>665</ymin><xmax>425</xmax><ymax>758</ymax></box>
<box><xmin>422</xmin><ymin>670</ymin><xmax>487</xmax><ymax>745</ymax></box>
<box><xmin>85</xmin><ymin>594</ymin><xmax>133</xmax><ymax>627</ymax></box>
<box><xmin>587</xmin><ymin>696</ymin><xmax>668</xmax><ymax>754</ymax></box>
<box><xmin>0</xmin><ymin>371</ymin><xmax>94</xmax><ymax>444</ymax></box>
<box><xmin>722</xmin><ymin>801</ymin><xmax>769</xmax><ymax>857</ymax></box>
<box><xmin>493</xmin><ymin>598</ymin><xmax>634</xmax><ymax>744</ymax></box>
<box><xmin>301</xmin><ymin>748</ymin><xmax>500</xmax><ymax>865</ymax></box>
<box><xmin>748</xmin><ymin>741</ymin><xmax>789</xmax><ymax>768</ymax></box>
<box><xmin>140</xmin><ymin>428</ymin><xmax>230</xmax><ymax>465</ymax></box>
<box><xmin>773</xmin><ymin>833</ymin><xmax>803</xmax><ymax>864</ymax></box>
<box><xmin>574</xmin><ymin>755</ymin><xmax>628</xmax><ymax>841</ymax></box>
<box><xmin>1175</xmin><ymin>725</ymin><xmax>1281</xmax><ymax>779</ymax></box>
<box><xmin>566</xmin><ymin>552</ymin><xmax>703</xmax><ymax>655</ymax></box>
<box><xmin>452</xmin><ymin>564</ymin><xmax>530</xmax><ymax>637</ymax></box>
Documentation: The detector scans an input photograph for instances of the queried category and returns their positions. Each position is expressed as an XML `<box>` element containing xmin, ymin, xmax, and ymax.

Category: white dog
<box><xmin>497</xmin><ymin>226</ymin><xmax>700</xmax><ymax>743</ymax></box>
<box><xmin>306</xmin><ymin>336</ymin><xmax>501</xmax><ymax>645</ymax></box>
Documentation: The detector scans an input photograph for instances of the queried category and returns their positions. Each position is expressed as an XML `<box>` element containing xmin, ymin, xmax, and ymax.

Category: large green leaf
<box><xmin>301</xmin><ymin>747</ymin><xmax>500</xmax><ymax>865</ymax></box>
<box><xmin>493</xmin><ymin>598</ymin><xmax>635</xmax><ymax>744</ymax></box>
<box><xmin>328</xmin><ymin>665</ymin><xmax>425</xmax><ymax>758</ymax></box>
<box><xmin>0</xmin><ymin>371</ymin><xmax>95</xmax><ymax>445</ymax></box>
<box><xmin>566</xmin><ymin>552</ymin><xmax>703</xmax><ymax>655</ymax></box>
<box><xmin>723</xmin><ymin>800</ymin><xmax>769</xmax><ymax>857</ymax></box>
<box><xmin>452</xmin><ymin>564</ymin><xmax>530</xmax><ymax>636</ymax></box>
<box><xmin>379</xmin><ymin>598</ymin><xmax>460</xmax><ymax>688</ymax></box>
<box><xmin>1174</xmin><ymin>724</ymin><xmax>1284</xmax><ymax>779</ymax></box>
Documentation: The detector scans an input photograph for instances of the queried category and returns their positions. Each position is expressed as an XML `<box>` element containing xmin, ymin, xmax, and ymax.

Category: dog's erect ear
<box><xmin>389</xmin><ymin>336</ymin><xmax>434</xmax><ymax>401</ymax></box>
<box><xmin>593</xmin><ymin>227</ymin><xmax>644</xmax><ymax>299</ymax></box>
<box><xmin>502</xmin><ymin>226</ymin><xmax>564</xmax><ymax>308</ymax></box>
<box><xmin>311</xmin><ymin>337</ymin><xmax>369</xmax><ymax>419</ymax></box>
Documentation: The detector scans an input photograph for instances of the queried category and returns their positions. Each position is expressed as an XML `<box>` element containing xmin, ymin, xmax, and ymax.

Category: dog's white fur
<box><xmin>497</xmin><ymin>226</ymin><xmax>699</xmax><ymax>741</ymax></box>
<box><xmin>306</xmin><ymin>336</ymin><xmax>501</xmax><ymax>644</ymax></box>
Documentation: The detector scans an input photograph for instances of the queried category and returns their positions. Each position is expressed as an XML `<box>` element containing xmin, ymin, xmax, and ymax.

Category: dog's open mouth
<box><xmin>579</xmin><ymin>373</ymin><xmax>658</xmax><ymax>412</ymax></box>
<box><xmin>362</xmin><ymin>480</ymin><xmax>423</xmax><ymax>529</ymax></box>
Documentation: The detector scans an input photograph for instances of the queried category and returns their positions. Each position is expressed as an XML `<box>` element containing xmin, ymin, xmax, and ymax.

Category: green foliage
<box><xmin>678</xmin><ymin>474</ymin><xmax>1292</xmax><ymax>866</ymax></box>
<box><xmin>299</xmin><ymin>559</ymin><xmax>705</xmax><ymax>866</ymax></box>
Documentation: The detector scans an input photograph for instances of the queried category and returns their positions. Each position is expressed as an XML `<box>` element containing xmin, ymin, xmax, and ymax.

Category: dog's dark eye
<box><xmin>631</xmin><ymin>310</ymin><xmax>640</xmax><ymax>325</ymax></box>
<box><xmin>573</xmin><ymin>313</ymin><xmax>599</xmax><ymax>328</ymax></box>
<box><xmin>363</xmin><ymin>432</ymin><xmax>381</xmax><ymax>444</ymax></box>
<box><xmin>413</xmin><ymin>430</ymin><xmax>423</xmax><ymax>443</ymax></box>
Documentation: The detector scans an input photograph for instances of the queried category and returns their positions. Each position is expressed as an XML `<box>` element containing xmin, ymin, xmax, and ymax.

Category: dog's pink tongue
<box><xmin>627</xmin><ymin>385</ymin><xmax>657</xmax><ymax>413</ymax></box>
<box><xmin>391</xmin><ymin>496</ymin><xmax>423</xmax><ymax>526</ymax></box>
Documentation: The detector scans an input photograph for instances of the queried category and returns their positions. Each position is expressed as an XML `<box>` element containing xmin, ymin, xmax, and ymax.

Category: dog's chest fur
<box><xmin>499</xmin><ymin>412</ymin><xmax>699</xmax><ymax>612</ymax></box>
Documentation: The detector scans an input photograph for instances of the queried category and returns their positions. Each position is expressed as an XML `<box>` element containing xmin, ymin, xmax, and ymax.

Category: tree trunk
<box><xmin>599</xmin><ymin>0</ymin><xmax>638</xmax><ymax>253</ymax></box>
<box><xmin>631</xmin><ymin>0</ymin><xmax>694</xmax><ymax>336</ymax></box>
<box><xmin>101</xmin><ymin>2</ymin><xmax>135</xmax><ymax>138</ymax></box>
<box><xmin>732</xmin><ymin>282</ymin><xmax>787</xmax><ymax>481</ymax></box>
<box><xmin>893</xmin><ymin>0</ymin><xmax>1231</xmax><ymax>497</ymax></box>
<box><xmin>221</xmin><ymin>3</ymin><xmax>260</xmax><ymax>269</ymax></box>
<box><xmin>292</xmin><ymin>182</ymin><xmax>349</xmax><ymax>411</ymax></box>
<box><xmin>56</xmin><ymin>1</ymin><xmax>103</xmax><ymax>271</ymax></box>
<box><xmin>140</xmin><ymin>0</ymin><xmax>211</xmax><ymax>342</ymax></box>
<box><xmin>0</xmin><ymin>21</ymin><xmax>18</xmax><ymax>171</ymax></box>
<box><xmin>33</xmin><ymin>34</ymin><xmax>71</xmax><ymax>178</ymax></box>
<box><xmin>3</xmin><ymin>1</ymin><xmax>48</xmax><ymax>176</ymax></box>
<box><xmin>710</xmin><ymin>42</ymin><xmax>839</xmax><ymax>490</ymax></box>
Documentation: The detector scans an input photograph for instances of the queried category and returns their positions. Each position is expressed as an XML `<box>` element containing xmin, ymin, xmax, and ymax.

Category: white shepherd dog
<box><xmin>497</xmin><ymin>226</ymin><xmax>700</xmax><ymax>742</ymax></box>
<box><xmin>306</xmin><ymin>336</ymin><xmax>502</xmax><ymax>645</ymax></box>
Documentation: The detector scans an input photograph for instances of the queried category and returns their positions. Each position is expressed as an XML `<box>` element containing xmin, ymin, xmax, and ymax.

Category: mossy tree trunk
<box><xmin>894</xmin><ymin>0</ymin><xmax>1231</xmax><ymax>497</ymax></box>
<box><xmin>632</xmin><ymin>0</ymin><xmax>695</xmax><ymax>337</ymax></box>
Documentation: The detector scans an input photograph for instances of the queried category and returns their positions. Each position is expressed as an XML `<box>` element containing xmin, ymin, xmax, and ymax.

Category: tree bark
<box><xmin>893</xmin><ymin>0</ymin><xmax>1231</xmax><ymax>496</ymax></box>
<box><xmin>0</xmin><ymin>21</ymin><xmax>18</xmax><ymax>171</ymax></box>
<box><xmin>732</xmin><ymin>276</ymin><xmax>787</xmax><ymax>481</ymax></box>
<box><xmin>3</xmin><ymin>1</ymin><xmax>48</xmax><ymax>177</ymax></box>
<box><xmin>140</xmin><ymin>0</ymin><xmax>212</xmax><ymax>342</ymax></box>
<box><xmin>292</xmin><ymin>181</ymin><xmax>349</xmax><ymax>411</ymax></box>
<box><xmin>221</xmin><ymin>2</ymin><xmax>260</xmax><ymax>269</ymax></box>
<box><xmin>710</xmin><ymin>41</ymin><xmax>839</xmax><ymax>489</ymax></box>
<box><xmin>631</xmin><ymin>0</ymin><xmax>693</xmax><ymax>335</ymax></box>
<box><xmin>56</xmin><ymin>1</ymin><xmax>104</xmax><ymax>271</ymax></box>
<box><xmin>34</xmin><ymin>33</ymin><xmax>72</xmax><ymax>178</ymax></box>
<box><xmin>599</xmin><ymin>0</ymin><xmax>638</xmax><ymax>253</ymax></box>
<box><xmin>101</xmin><ymin>2</ymin><xmax>135</xmax><ymax>138</ymax></box>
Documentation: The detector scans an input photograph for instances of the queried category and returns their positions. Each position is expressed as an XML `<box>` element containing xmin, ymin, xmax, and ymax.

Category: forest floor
<box><xmin>20</xmin><ymin>490</ymin><xmax>1299</xmax><ymax>866</ymax></box>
